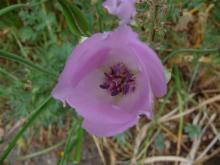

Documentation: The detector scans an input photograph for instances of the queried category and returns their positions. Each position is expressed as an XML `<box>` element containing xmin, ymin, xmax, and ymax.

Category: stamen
<box><xmin>100</xmin><ymin>63</ymin><xmax>136</xmax><ymax>96</ymax></box>
<box><xmin>116</xmin><ymin>0</ymin><xmax>122</xmax><ymax>7</ymax></box>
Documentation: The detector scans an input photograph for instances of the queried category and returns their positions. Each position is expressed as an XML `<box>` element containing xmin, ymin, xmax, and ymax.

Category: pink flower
<box><xmin>52</xmin><ymin>25</ymin><xmax>167</xmax><ymax>137</ymax></box>
<box><xmin>103</xmin><ymin>0</ymin><xmax>136</xmax><ymax>24</ymax></box>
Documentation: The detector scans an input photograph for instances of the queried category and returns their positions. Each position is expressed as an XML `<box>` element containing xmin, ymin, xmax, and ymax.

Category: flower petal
<box><xmin>83</xmin><ymin>116</ymin><xmax>139</xmax><ymax>137</ymax></box>
<box><xmin>138</xmin><ymin>88</ymin><xmax>154</xmax><ymax>119</ymax></box>
<box><xmin>106</xmin><ymin>25</ymin><xmax>167</xmax><ymax>97</ymax></box>
<box><xmin>103</xmin><ymin>0</ymin><xmax>136</xmax><ymax>24</ymax></box>
<box><xmin>66</xmin><ymin>69</ymin><xmax>138</xmax><ymax>124</ymax></box>
<box><xmin>116</xmin><ymin>0</ymin><xmax>136</xmax><ymax>24</ymax></box>
<box><xmin>129</xmin><ymin>43</ymin><xmax>167</xmax><ymax>97</ymax></box>
<box><xmin>52</xmin><ymin>24</ymin><xmax>166</xmax><ymax>137</ymax></box>
<box><xmin>52</xmin><ymin>26</ymin><xmax>136</xmax><ymax>102</ymax></box>
<box><xmin>105</xmin><ymin>25</ymin><xmax>138</xmax><ymax>47</ymax></box>
<box><xmin>117</xmin><ymin>72</ymin><xmax>149</xmax><ymax>113</ymax></box>
<box><xmin>65</xmin><ymin>46</ymin><xmax>153</xmax><ymax>124</ymax></box>
<box><xmin>52</xmin><ymin>33</ymin><xmax>110</xmax><ymax>102</ymax></box>
<box><xmin>103</xmin><ymin>0</ymin><xmax>117</xmax><ymax>14</ymax></box>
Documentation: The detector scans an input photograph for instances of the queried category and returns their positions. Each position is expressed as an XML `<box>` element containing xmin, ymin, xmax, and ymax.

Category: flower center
<box><xmin>99</xmin><ymin>63</ymin><xmax>136</xmax><ymax>96</ymax></box>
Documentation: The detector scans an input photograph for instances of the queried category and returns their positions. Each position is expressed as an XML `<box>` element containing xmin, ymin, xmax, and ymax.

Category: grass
<box><xmin>0</xmin><ymin>0</ymin><xmax>220</xmax><ymax>164</ymax></box>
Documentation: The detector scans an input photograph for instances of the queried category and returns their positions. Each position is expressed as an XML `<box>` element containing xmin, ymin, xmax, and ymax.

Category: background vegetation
<box><xmin>0</xmin><ymin>0</ymin><xmax>220</xmax><ymax>164</ymax></box>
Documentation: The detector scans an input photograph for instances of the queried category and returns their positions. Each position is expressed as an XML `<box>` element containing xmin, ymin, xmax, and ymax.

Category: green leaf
<box><xmin>114</xmin><ymin>131</ymin><xmax>132</xmax><ymax>145</ymax></box>
<box><xmin>184</xmin><ymin>123</ymin><xmax>202</xmax><ymax>140</ymax></box>
<box><xmin>19</xmin><ymin>27</ymin><xmax>36</xmax><ymax>42</ymax></box>
<box><xmin>0</xmin><ymin>96</ymin><xmax>53</xmax><ymax>163</ymax></box>
<box><xmin>155</xmin><ymin>134</ymin><xmax>165</xmax><ymax>152</ymax></box>
<box><xmin>57</xmin><ymin>0</ymin><xmax>89</xmax><ymax>36</ymax></box>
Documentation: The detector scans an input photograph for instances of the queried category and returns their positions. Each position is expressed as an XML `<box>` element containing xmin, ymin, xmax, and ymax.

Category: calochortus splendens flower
<box><xmin>103</xmin><ymin>0</ymin><xmax>136</xmax><ymax>24</ymax></box>
<box><xmin>52</xmin><ymin>25</ymin><xmax>167</xmax><ymax>137</ymax></box>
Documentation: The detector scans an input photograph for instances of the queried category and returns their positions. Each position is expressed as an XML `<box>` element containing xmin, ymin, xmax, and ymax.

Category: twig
<box><xmin>177</xmin><ymin>93</ymin><xmax>184</xmax><ymax>156</ymax></box>
<box><xmin>103</xmin><ymin>139</ymin><xmax>116</xmax><ymax>165</ymax></box>
<box><xmin>140</xmin><ymin>156</ymin><xmax>191</xmax><ymax>164</ymax></box>
<box><xmin>132</xmin><ymin>124</ymin><xmax>151</xmax><ymax>157</ymax></box>
<box><xmin>160</xmin><ymin>95</ymin><xmax>220</xmax><ymax>123</ymax></box>
<box><xmin>196</xmin><ymin>133</ymin><xmax>220</xmax><ymax>161</ymax></box>
<box><xmin>136</xmin><ymin>130</ymin><xmax>160</xmax><ymax>160</ymax></box>
<box><xmin>92</xmin><ymin>136</ymin><xmax>106</xmax><ymax>165</ymax></box>
<box><xmin>204</xmin><ymin>111</ymin><xmax>220</xmax><ymax>141</ymax></box>
<box><xmin>196</xmin><ymin>112</ymin><xmax>220</xmax><ymax>161</ymax></box>
<box><xmin>197</xmin><ymin>147</ymin><xmax>220</xmax><ymax>163</ymax></box>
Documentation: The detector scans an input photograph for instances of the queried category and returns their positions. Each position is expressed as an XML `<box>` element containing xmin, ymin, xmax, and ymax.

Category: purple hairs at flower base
<box><xmin>52</xmin><ymin>25</ymin><xmax>167</xmax><ymax>137</ymax></box>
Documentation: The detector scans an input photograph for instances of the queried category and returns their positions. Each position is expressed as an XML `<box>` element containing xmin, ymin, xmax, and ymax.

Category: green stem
<box><xmin>95</xmin><ymin>3</ymin><xmax>103</xmax><ymax>33</ymax></box>
<box><xmin>59</xmin><ymin>122</ymin><xmax>76</xmax><ymax>165</ymax></box>
<box><xmin>0</xmin><ymin>0</ymin><xmax>47</xmax><ymax>16</ymax></box>
<box><xmin>173</xmin><ymin>66</ymin><xmax>184</xmax><ymax>155</ymax></box>
<box><xmin>59</xmin><ymin>119</ymin><xmax>83</xmax><ymax>165</ymax></box>
<box><xmin>0</xmin><ymin>96</ymin><xmax>53</xmax><ymax>163</ymax></box>
<box><xmin>0</xmin><ymin>50</ymin><xmax>57</xmax><ymax>78</ymax></box>
<box><xmin>16</xmin><ymin>140</ymin><xmax>65</xmax><ymax>161</ymax></box>
<box><xmin>11</xmin><ymin>30</ymin><xmax>28</xmax><ymax>58</ymax></box>
<box><xmin>0</xmin><ymin>67</ymin><xmax>19</xmax><ymax>82</ymax></box>
<box><xmin>41</xmin><ymin>1</ymin><xmax>57</xmax><ymax>43</ymax></box>
<box><xmin>188</xmin><ymin>62</ymin><xmax>200</xmax><ymax>92</ymax></box>
<box><xmin>73</xmin><ymin>128</ymin><xmax>84</xmax><ymax>163</ymax></box>
<box><xmin>177</xmin><ymin>93</ymin><xmax>184</xmax><ymax>155</ymax></box>
<box><xmin>149</xmin><ymin>4</ymin><xmax>158</xmax><ymax>42</ymax></box>
<box><xmin>162</xmin><ymin>48</ymin><xmax>218</xmax><ymax>63</ymax></box>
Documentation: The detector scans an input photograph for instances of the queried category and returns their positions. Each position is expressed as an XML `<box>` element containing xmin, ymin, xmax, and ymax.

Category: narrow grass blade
<box><xmin>0</xmin><ymin>67</ymin><xmax>19</xmax><ymax>82</ymax></box>
<box><xmin>0</xmin><ymin>96</ymin><xmax>53</xmax><ymax>163</ymax></box>
<box><xmin>0</xmin><ymin>50</ymin><xmax>57</xmax><ymax>78</ymax></box>
<box><xmin>73</xmin><ymin>128</ymin><xmax>84</xmax><ymax>163</ymax></box>
<box><xmin>162</xmin><ymin>48</ymin><xmax>218</xmax><ymax>63</ymax></box>
<box><xmin>0</xmin><ymin>1</ymin><xmax>46</xmax><ymax>16</ymax></box>
<box><xmin>59</xmin><ymin>120</ymin><xmax>84</xmax><ymax>165</ymax></box>
<box><xmin>57</xmin><ymin>0</ymin><xmax>89</xmax><ymax>36</ymax></box>
<box><xmin>16</xmin><ymin>140</ymin><xmax>65</xmax><ymax>161</ymax></box>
